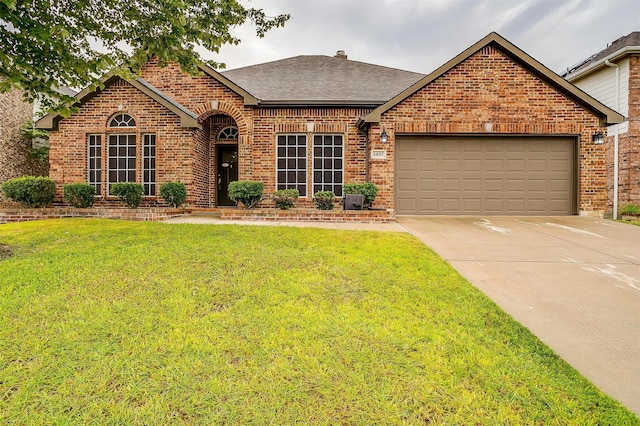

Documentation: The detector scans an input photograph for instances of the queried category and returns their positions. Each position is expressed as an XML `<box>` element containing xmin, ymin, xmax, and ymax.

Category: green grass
<box><xmin>0</xmin><ymin>219</ymin><xmax>637</xmax><ymax>425</ymax></box>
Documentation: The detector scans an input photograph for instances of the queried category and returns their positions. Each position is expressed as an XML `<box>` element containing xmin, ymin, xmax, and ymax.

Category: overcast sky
<box><xmin>207</xmin><ymin>0</ymin><xmax>639</xmax><ymax>75</ymax></box>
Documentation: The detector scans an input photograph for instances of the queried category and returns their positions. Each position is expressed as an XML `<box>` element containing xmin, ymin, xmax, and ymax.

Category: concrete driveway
<box><xmin>398</xmin><ymin>216</ymin><xmax>640</xmax><ymax>415</ymax></box>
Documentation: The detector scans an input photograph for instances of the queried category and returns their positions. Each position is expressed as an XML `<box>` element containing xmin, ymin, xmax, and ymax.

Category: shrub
<box><xmin>110</xmin><ymin>183</ymin><xmax>144</xmax><ymax>208</ymax></box>
<box><xmin>620</xmin><ymin>203</ymin><xmax>640</xmax><ymax>216</ymax></box>
<box><xmin>272</xmin><ymin>189</ymin><xmax>299</xmax><ymax>210</ymax></box>
<box><xmin>343</xmin><ymin>182</ymin><xmax>379</xmax><ymax>209</ymax></box>
<box><xmin>228</xmin><ymin>181</ymin><xmax>264</xmax><ymax>209</ymax></box>
<box><xmin>1</xmin><ymin>176</ymin><xmax>55</xmax><ymax>207</ymax></box>
<box><xmin>314</xmin><ymin>191</ymin><xmax>335</xmax><ymax>210</ymax></box>
<box><xmin>63</xmin><ymin>183</ymin><xmax>96</xmax><ymax>208</ymax></box>
<box><xmin>160</xmin><ymin>182</ymin><xmax>187</xmax><ymax>208</ymax></box>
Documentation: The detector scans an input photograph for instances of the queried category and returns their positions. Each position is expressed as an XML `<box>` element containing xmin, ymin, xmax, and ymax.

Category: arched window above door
<box><xmin>218</xmin><ymin>126</ymin><xmax>238</xmax><ymax>140</ymax></box>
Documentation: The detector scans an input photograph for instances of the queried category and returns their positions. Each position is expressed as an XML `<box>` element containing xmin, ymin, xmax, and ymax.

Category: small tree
<box><xmin>110</xmin><ymin>183</ymin><xmax>144</xmax><ymax>208</ymax></box>
<box><xmin>160</xmin><ymin>182</ymin><xmax>187</xmax><ymax>208</ymax></box>
<box><xmin>63</xmin><ymin>183</ymin><xmax>96</xmax><ymax>208</ymax></box>
<box><xmin>228</xmin><ymin>181</ymin><xmax>264</xmax><ymax>209</ymax></box>
<box><xmin>1</xmin><ymin>176</ymin><xmax>55</xmax><ymax>208</ymax></box>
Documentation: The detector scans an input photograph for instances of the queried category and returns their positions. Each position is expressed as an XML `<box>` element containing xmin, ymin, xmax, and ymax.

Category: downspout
<box><xmin>605</xmin><ymin>60</ymin><xmax>620</xmax><ymax>219</ymax></box>
<box><xmin>357</xmin><ymin>122</ymin><xmax>370</xmax><ymax>182</ymax></box>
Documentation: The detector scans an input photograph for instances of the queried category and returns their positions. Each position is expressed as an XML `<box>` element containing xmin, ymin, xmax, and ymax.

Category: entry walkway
<box><xmin>398</xmin><ymin>216</ymin><xmax>640</xmax><ymax>416</ymax></box>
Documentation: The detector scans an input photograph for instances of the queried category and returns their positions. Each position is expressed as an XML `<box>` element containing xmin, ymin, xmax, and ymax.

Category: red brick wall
<box><xmin>372</xmin><ymin>46</ymin><xmax>606</xmax><ymax>214</ymax></box>
<box><xmin>49</xmin><ymin>79</ymin><xmax>194</xmax><ymax>203</ymax></box>
<box><xmin>614</xmin><ymin>55</ymin><xmax>640</xmax><ymax>207</ymax></box>
<box><xmin>251</xmin><ymin>107</ymin><xmax>370</xmax><ymax>206</ymax></box>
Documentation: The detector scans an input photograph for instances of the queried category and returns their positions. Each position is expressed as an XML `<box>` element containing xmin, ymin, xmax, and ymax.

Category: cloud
<box><xmin>209</xmin><ymin>0</ymin><xmax>639</xmax><ymax>74</ymax></box>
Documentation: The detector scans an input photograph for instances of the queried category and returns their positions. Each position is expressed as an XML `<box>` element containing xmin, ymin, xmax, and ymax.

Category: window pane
<box><xmin>312</xmin><ymin>134</ymin><xmax>344</xmax><ymax>196</ymax></box>
<box><xmin>276</xmin><ymin>134</ymin><xmax>307</xmax><ymax>196</ymax></box>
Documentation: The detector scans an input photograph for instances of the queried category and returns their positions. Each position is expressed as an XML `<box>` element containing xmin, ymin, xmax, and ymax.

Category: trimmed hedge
<box><xmin>343</xmin><ymin>182</ymin><xmax>378</xmax><ymax>209</ymax></box>
<box><xmin>1</xmin><ymin>176</ymin><xmax>56</xmax><ymax>207</ymax></box>
<box><xmin>160</xmin><ymin>182</ymin><xmax>187</xmax><ymax>208</ymax></box>
<box><xmin>272</xmin><ymin>189</ymin><xmax>299</xmax><ymax>210</ymax></box>
<box><xmin>63</xmin><ymin>183</ymin><xmax>96</xmax><ymax>208</ymax></box>
<box><xmin>110</xmin><ymin>183</ymin><xmax>144</xmax><ymax>208</ymax></box>
<box><xmin>228</xmin><ymin>181</ymin><xmax>264</xmax><ymax>209</ymax></box>
<box><xmin>314</xmin><ymin>191</ymin><xmax>335</xmax><ymax>210</ymax></box>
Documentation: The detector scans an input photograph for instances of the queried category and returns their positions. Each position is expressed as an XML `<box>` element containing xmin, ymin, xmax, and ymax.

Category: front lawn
<box><xmin>0</xmin><ymin>219</ymin><xmax>636</xmax><ymax>424</ymax></box>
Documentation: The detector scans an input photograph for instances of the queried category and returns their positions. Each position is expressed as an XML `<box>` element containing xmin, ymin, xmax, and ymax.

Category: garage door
<box><xmin>395</xmin><ymin>136</ymin><xmax>576</xmax><ymax>215</ymax></box>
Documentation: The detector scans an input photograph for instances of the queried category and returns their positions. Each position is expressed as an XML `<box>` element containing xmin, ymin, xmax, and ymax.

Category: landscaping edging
<box><xmin>0</xmin><ymin>207</ymin><xmax>187</xmax><ymax>224</ymax></box>
<box><xmin>0</xmin><ymin>207</ymin><xmax>396</xmax><ymax>224</ymax></box>
<box><xmin>217</xmin><ymin>208</ymin><xmax>396</xmax><ymax>223</ymax></box>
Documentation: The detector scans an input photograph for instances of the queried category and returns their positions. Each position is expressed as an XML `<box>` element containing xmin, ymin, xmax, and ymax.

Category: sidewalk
<box><xmin>163</xmin><ymin>215</ymin><xmax>406</xmax><ymax>232</ymax></box>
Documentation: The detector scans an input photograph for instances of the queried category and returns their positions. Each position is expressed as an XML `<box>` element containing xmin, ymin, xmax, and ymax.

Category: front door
<box><xmin>217</xmin><ymin>145</ymin><xmax>238</xmax><ymax>206</ymax></box>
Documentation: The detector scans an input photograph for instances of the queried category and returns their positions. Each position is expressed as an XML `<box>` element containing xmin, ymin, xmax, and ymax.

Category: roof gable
<box><xmin>362</xmin><ymin>32</ymin><xmax>624</xmax><ymax>126</ymax></box>
<box><xmin>198</xmin><ymin>63</ymin><xmax>258</xmax><ymax>106</ymax></box>
<box><xmin>221</xmin><ymin>55</ymin><xmax>424</xmax><ymax>106</ymax></box>
<box><xmin>36</xmin><ymin>74</ymin><xmax>201</xmax><ymax>130</ymax></box>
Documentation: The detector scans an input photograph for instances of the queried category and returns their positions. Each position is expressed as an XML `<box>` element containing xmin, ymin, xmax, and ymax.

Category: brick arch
<box><xmin>193</xmin><ymin>101</ymin><xmax>249</xmax><ymax>135</ymax></box>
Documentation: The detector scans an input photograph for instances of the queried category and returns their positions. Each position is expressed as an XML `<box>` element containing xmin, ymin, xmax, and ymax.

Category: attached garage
<box><xmin>395</xmin><ymin>136</ymin><xmax>577</xmax><ymax>215</ymax></box>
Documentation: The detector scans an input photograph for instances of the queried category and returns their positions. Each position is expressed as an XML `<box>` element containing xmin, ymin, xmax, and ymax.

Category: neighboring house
<box><xmin>0</xmin><ymin>86</ymin><xmax>49</xmax><ymax>196</ymax></box>
<box><xmin>563</xmin><ymin>31</ymin><xmax>640</xmax><ymax>216</ymax></box>
<box><xmin>36</xmin><ymin>32</ymin><xmax>622</xmax><ymax>215</ymax></box>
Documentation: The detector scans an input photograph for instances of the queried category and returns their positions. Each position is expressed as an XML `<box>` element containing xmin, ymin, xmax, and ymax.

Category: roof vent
<box><xmin>334</xmin><ymin>50</ymin><xmax>347</xmax><ymax>60</ymax></box>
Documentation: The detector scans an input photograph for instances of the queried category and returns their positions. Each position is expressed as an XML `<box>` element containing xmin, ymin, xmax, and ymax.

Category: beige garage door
<box><xmin>396</xmin><ymin>136</ymin><xmax>576</xmax><ymax>215</ymax></box>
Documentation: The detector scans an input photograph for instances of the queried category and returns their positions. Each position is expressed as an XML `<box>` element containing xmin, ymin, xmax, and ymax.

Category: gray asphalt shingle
<box><xmin>221</xmin><ymin>55</ymin><xmax>425</xmax><ymax>104</ymax></box>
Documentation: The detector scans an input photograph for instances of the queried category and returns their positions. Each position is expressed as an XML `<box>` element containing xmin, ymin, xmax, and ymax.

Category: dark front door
<box><xmin>217</xmin><ymin>145</ymin><xmax>238</xmax><ymax>206</ymax></box>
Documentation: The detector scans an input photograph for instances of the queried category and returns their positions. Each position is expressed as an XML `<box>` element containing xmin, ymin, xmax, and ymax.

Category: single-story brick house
<box><xmin>36</xmin><ymin>32</ymin><xmax>623</xmax><ymax>215</ymax></box>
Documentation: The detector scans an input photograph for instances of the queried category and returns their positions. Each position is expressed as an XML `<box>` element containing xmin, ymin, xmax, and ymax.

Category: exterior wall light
<box><xmin>380</xmin><ymin>128</ymin><xmax>388</xmax><ymax>144</ymax></box>
<box><xmin>592</xmin><ymin>132</ymin><xmax>605</xmax><ymax>145</ymax></box>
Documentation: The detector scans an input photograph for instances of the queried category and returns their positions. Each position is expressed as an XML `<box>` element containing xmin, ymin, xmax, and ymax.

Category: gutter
<box><xmin>256</xmin><ymin>100</ymin><xmax>385</xmax><ymax>108</ymax></box>
<box><xmin>565</xmin><ymin>46</ymin><xmax>640</xmax><ymax>81</ymax></box>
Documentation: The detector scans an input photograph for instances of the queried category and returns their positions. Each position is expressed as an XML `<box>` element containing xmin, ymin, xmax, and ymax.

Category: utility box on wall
<box><xmin>343</xmin><ymin>194</ymin><xmax>364</xmax><ymax>210</ymax></box>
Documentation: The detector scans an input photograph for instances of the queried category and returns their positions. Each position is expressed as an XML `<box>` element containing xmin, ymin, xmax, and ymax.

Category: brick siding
<box><xmin>371</xmin><ymin>46</ymin><xmax>606</xmax><ymax>213</ymax></box>
<box><xmin>46</xmin><ymin>49</ymin><xmax>610</xmax><ymax>214</ymax></box>
<box><xmin>613</xmin><ymin>55</ymin><xmax>640</xmax><ymax>208</ymax></box>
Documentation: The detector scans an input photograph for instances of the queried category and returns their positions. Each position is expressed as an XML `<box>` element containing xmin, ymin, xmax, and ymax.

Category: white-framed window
<box><xmin>313</xmin><ymin>134</ymin><xmax>344</xmax><ymax>196</ymax></box>
<box><xmin>276</xmin><ymin>134</ymin><xmax>307</xmax><ymax>196</ymax></box>
<box><xmin>143</xmin><ymin>134</ymin><xmax>156</xmax><ymax>196</ymax></box>
<box><xmin>107</xmin><ymin>134</ymin><xmax>136</xmax><ymax>191</ymax></box>
<box><xmin>87</xmin><ymin>134</ymin><xmax>102</xmax><ymax>195</ymax></box>
<box><xmin>218</xmin><ymin>126</ymin><xmax>239</xmax><ymax>140</ymax></box>
<box><xmin>109</xmin><ymin>113</ymin><xmax>136</xmax><ymax>127</ymax></box>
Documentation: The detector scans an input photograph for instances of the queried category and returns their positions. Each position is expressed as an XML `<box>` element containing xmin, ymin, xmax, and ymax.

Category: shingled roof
<box><xmin>221</xmin><ymin>54</ymin><xmax>425</xmax><ymax>106</ymax></box>
<box><xmin>564</xmin><ymin>31</ymin><xmax>640</xmax><ymax>79</ymax></box>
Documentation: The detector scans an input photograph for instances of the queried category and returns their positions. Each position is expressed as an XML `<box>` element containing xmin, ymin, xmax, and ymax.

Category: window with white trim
<box><xmin>87</xmin><ymin>135</ymin><xmax>102</xmax><ymax>195</ymax></box>
<box><xmin>143</xmin><ymin>134</ymin><xmax>156</xmax><ymax>196</ymax></box>
<box><xmin>108</xmin><ymin>134</ymin><xmax>136</xmax><ymax>191</ymax></box>
<box><xmin>276</xmin><ymin>134</ymin><xmax>307</xmax><ymax>196</ymax></box>
<box><xmin>109</xmin><ymin>113</ymin><xmax>136</xmax><ymax>127</ymax></box>
<box><xmin>218</xmin><ymin>126</ymin><xmax>238</xmax><ymax>140</ymax></box>
<box><xmin>313</xmin><ymin>134</ymin><xmax>344</xmax><ymax>196</ymax></box>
